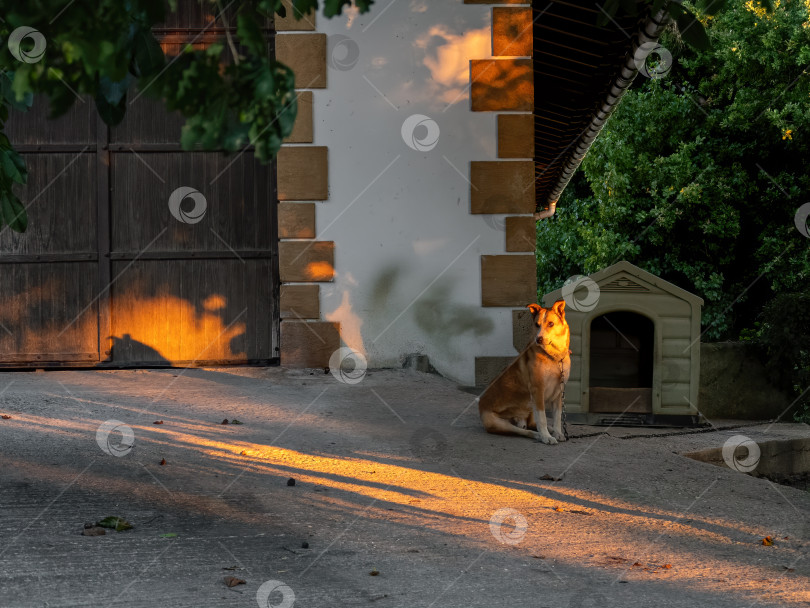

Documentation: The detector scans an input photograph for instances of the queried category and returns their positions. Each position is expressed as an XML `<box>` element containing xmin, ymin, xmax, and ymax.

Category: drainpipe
<box><xmin>540</xmin><ymin>2</ymin><xmax>673</xmax><ymax>209</ymax></box>
<box><xmin>534</xmin><ymin>200</ymin><xmax>557</xmax><ymax>221</ymax></box>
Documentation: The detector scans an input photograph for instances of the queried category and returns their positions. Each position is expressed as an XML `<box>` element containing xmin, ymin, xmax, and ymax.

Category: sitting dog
<box><xmin>479</xmin><ymin>300</ymin><xmax>571</xmax><ymax>444</ymax></box>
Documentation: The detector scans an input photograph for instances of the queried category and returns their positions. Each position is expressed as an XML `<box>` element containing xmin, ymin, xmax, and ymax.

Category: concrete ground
<box><xmin>0</xmin><ymin>367</ymin><xmax>808</xmax><ymax>608</ymax></box>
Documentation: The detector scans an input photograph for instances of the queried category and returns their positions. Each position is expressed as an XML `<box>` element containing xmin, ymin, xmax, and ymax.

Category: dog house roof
<box><xmin>541</xmin><ymin>260</ymin><xmax>704</xmax><ymax>308</ymax></box>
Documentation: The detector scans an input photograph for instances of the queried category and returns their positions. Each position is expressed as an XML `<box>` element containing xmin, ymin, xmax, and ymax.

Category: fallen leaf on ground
<box><xmin>153</xmin><ymin>420</ymin><xmax>163</xmax><ymax>425</ymax></box>
<box><xmin>240</xmin><ymin>450</ymin><xmax>247</xmax><ymax>455</ymax></box>
<box><xmin>762</xmin><ymin>536</ymin><xmax>774</xmax><ymax>546</ymax></box>
<box><xmin>96</xmin><ymin>516</ymin><xmax>133</xmax><ymax>531</ymax></box>
<box><xmin>661</xmin><ymin>564</ymin><xmax>673</xmax><ymax>569</ymax></box>
<box><xmin>223</xmin><ymin>576</ymin><xmax>246</xmax><ymax>587</ymax></box>
<box><xmin>82</xmin><ymin>526</ymin><xmax>106</xmax><ymax>536</ymax></box>
<box><xmin>160</xmin><ymin>458</ymin><xmax>166</xmax><ymax>466</ymax></box>
<box><xmin>1</xmin><ymin>415</ymin><xmax>11</xmax><ymax>419</ymax></box>
<box><xmin>539</xmin><ymin>474</ymin><xmax>563</xmax><ymax>481</ymax></box>
<box><xmin>632</xmin><ymin>562</ymin><xmax>642</xmax><ymax>567</ymax></box>
<box><xmin>783</xmin><ymin>566</ymin><xmax>795</xmax><ymax>572</ymax></box>
<box><xmin>221</xmin><ymin>419</ymin><xmax>229</xmax><ymax>425</ymax></box>
<box><xmin>222</xmin><ymin>565</ymin><xmax>240</xmax><ymax>571</ymax></box>
<box><xmin>230</xmin><ymin>419</ymin><xmax>243</xmax><ymax>425</ymax></box>
<box><xmin>569</xmin><ymin>509</ymin><xmax>592</xmax><ymax>516</ymax></box>
<box><xmin>369</xmin><ymin>569</ymin><xmax>379</xmax><ymax>576</ymax></box>
<box><xmin>553</xmin><ymin>506</ymin><xmax>565</xmax><ymax>512</ymax></box>
<box><xmin>160</xmin><ymin>533</ymin><xmax>177</xmax><ymax>538</ymax></box>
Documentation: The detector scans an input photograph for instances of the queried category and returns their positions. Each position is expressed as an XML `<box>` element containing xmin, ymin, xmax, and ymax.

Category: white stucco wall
<box><xmin>310</xmin><ymin>0</ymin><xmax>528</xmax><ymax>385</ymax></box>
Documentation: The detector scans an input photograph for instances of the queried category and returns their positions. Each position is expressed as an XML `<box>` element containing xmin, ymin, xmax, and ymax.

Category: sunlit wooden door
<box><xmin>107</xmin><ymin>105</ymin><xmax>278</xmax><ymax>364</ymax></box>
<box><xmin>0</xmin><ymin>3</ymin><xmax>278</xmax><ymax>367</ymax></box>
<box><xmin>0</xmin><ymin>101</ymin><xmax>103</xmax><ymax>365</ymax></box>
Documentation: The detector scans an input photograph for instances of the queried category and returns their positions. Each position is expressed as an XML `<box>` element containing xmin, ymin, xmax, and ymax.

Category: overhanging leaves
<box><xmin>598</xmin><ymin>0</ymin><xmax>772</xmax><ymax>50</ymax></box>
<box><xmin>237</xmin><ymin>10</ymin><xmax>266</xmax><ymax>56</ymax></box>
<box><xmin>0</xmin><ymin>191</ymin><xmax>27</xmax><ymax>233</ymax></box>
<box><xmin>675</xmin><ymin>6</ymin><xmax>712</xmax><ymax>51</ymax></box>
<box><xmin>0</xmin><ymin>0</ymin><xmax>376</xmax><ymax>233</ymax></box>
<box><xmin>0</xmin><ymin>149</ymin><xmax>27</xmax><ymax>184</ymax></box>
<box><xmin>94</xmin><ymin>91</ymin><xmax>128</xmax><ymax>126</ymax></box>
<box><xmin>133</xmin><ymin>28</ymin><xmax>165</xmax><ymax>77</ymax></box>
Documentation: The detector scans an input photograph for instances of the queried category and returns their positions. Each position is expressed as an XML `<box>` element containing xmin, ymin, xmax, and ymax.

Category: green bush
<box><xmin>537</xmin><ymin>0</ymin><xmax>810</xmax><ymax>341</ymax></box>
<box><xmin>754</xmin><ymin>293</ymin><xmax>810</xmax><ymax>422</ymax></box>
<box><xmin>537</xmin><ymin>0</ymin><xmax>810</xmax><ymax>407</ymax></box>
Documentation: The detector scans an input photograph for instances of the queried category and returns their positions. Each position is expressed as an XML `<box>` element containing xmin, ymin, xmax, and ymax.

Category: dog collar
<box><xmin>537</xmin><ymin>343</ymin><xmax>568</xmax><ymax>363</ymax></box>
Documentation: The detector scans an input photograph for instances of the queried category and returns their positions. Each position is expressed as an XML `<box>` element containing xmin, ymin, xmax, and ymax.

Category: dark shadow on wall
<box><xmin>105</xmin><ymin>334</ymin><xmax>170</xmax><ymax>365</ymax></box>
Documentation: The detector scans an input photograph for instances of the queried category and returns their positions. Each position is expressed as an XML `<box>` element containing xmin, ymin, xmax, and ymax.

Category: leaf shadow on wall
<box><xmin>370</xmin><ymin>264</ymin><xmax>495</xmax><ymax>358</ymax></box>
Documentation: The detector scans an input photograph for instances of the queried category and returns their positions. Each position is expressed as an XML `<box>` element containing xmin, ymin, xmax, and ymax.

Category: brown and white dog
<box><xmin>479</xmin><ymin>301</ymin><xmax>571</xmax><ymax>444</ymax></box>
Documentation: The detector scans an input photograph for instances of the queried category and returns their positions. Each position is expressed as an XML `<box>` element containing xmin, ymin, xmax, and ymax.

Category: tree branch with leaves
<box><xmin>0</xmin><ymin>0</ymin><xmax>373</xmax><ymax>232</ymax></box>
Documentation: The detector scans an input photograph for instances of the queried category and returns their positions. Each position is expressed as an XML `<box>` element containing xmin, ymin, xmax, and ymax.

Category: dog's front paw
<box><xmin>534</xmin><ymin>432</ymin><xmax>557</xmax><ymax>445</ymax></box>
<box><xmin>552</xmin><ymin>430</ymin><xmax>567</xmax><ymax>442</ymax></box>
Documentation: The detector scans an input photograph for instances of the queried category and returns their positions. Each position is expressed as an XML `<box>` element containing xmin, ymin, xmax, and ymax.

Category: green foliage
<box><xmin>96</xmin><ymin>516</ymin><xmax>134</xmax><ymax>531</ymax></box>
<box><xmin>0</xmin><ymin>0</ymin><xmax>374</xmax><ymax>232</ymax></box>
<box><xmin>538</xmin><ymin>0</ymin><xmax>810</xmax><ymax>345</ymax></box>
<box><xmin>753</xmin><ymin>293</ymin><xmax>810</xmax><ymax>420</ymax></box>
<box><xmin>0</xmin><ymin>72</ymin><xmax>32</xmax><ymax>233</ymax></box>
<box><xmin>598</xmin><ymin>0</ymin><xmax>763</xmax><ymax>51</ymax></box>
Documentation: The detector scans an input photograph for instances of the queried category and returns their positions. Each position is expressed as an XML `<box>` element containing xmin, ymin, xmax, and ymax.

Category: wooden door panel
<box><xmin>0</xmin><ymin>262</ymin><xmax>99</xmax><ymax>361</ymax></box>
<box><xmin>0</xmin><ymin>151</ymin><xmax>99</xmax><ymax>363</ymax></box>
<box><xmin>110</xmin><ymin>97</ymin><xmax>186</xmax><ymax>145</ymax></box>
<box><xmin>110</xmin><ymin>153</ymin><xmax>273</xmax><ymax>254</ymax></box>
<box><xmin>0</xmin><ymin>7</ymin><xmax>278</xmax><ymax>368</ymax></box>
<box><xmin>109</xmin><ymin>259</ymin><xmax>273</xmax><ymax>364</ymax></box>
<box><xmin>5</xmin><ymin>98</ymin><xmax>96</xmax><ymax>145</ymax></box>
<box><xmin>0</xmin><ymin>154</ymin><xmax>97</xmax><ymax>255</ymax></box>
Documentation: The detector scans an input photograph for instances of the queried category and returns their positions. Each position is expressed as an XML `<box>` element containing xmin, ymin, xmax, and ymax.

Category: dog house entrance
<box><xmin>589</xmin><ymin>312</ymin><xmax>654</xmax><ymax>413</ymax></box>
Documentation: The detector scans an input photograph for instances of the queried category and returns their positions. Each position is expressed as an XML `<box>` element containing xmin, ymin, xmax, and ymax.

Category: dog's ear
<box><xmin>526</xmin><ymin>303</ymin><xmax>543</xmax><ymax>318</ymax></box>
<box><xmin>552</xmin><ymin>300</ymin><xmax>566</xmax><ymax>318</ymax></box>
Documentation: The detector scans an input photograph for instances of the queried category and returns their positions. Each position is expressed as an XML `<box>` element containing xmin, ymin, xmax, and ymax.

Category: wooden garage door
<box><xmin>0</xmin><ymin>7</ymin><xmax>279</xmax><ymax>367</ymax></box>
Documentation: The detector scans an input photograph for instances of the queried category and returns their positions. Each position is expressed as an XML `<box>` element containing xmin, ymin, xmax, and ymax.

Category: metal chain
<box><xmin>559</xmin><ymin>360</ymin><xmax>568</xmax><ymax>440</ymax></box>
